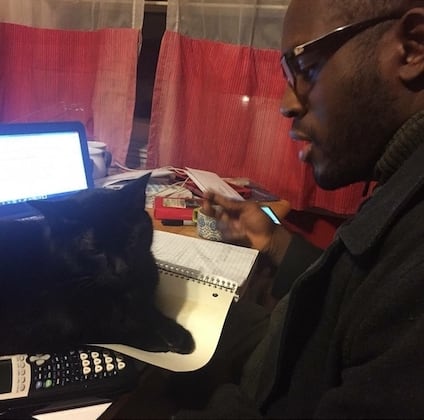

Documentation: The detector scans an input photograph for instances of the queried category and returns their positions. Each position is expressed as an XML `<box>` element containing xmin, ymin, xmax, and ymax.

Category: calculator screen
<box><xmin>0</xmin><ymin>360</ymin><xmax>12</xmax><ymax>394</ymax></box>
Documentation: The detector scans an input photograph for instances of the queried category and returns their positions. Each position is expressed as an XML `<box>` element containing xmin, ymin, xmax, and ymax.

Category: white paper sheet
<box><xmin>185</xmin><ymin>167</ymin><xmax>245</xmax><ymax>200</ymax></box>
<box><xmin>151</xmin><ymin>230</ymin><xmax>258</xmax><ymax>286</ymax></box>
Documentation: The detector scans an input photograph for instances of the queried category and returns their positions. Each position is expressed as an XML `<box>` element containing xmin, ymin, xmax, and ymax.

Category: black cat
<box><xmin>0</xmin><ymin>174</ymin><xmax>194</xmax><ymax>356</ymax></box>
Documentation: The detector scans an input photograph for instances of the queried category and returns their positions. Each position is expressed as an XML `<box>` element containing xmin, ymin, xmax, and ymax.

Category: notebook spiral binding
<box><xmin>156</xmin><ymin>259</ymin><xmax>239</xmax><ymax>295</ymax></box>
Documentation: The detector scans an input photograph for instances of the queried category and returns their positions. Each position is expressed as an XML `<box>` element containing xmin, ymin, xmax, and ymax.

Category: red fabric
<box><xmin>147</xmin><ymin>31</ymin><xmax>370</xmax><ymax>216</ymax></box>
<box><xmin>0</xmin><ymin>22</ymin><xmax>139</xmax><ymax>165</ymax></box>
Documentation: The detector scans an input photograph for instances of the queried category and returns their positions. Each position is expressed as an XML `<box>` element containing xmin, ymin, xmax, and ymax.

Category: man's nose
<box><xmin>280</xmin><ymin>83</ymin><xmax>305</xmax><ymax>119</ymax></box>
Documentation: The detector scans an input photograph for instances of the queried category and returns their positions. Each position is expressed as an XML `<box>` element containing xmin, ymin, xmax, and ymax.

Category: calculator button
<box><xmin>104</xmin><ymin>356</ymin><xmax>113</xmax><ymax>364</ymax></box>
<box><xmin>80</xmin><ymin>353</ymin><xmax>89</xmax><ymax>360</ymax></box>
<box><xmin>90</xmin><ymin>351</ymin><xmax>100</xmax><ymax>359</ymax></box>
<box><xmin>36</xmin><ymin>359</ymin><xmax>45</xmax><ymax>366</ymax></box>
<box><xmin>106</xmin><ymin>364</ymin><xmax>114</xmax><ymax>372</ymax></box>
<box><xmin>95</xmin><ymin>365</ymin><xmax>103</xmax><ymax>373</ymax></box>
<box><xmin>82</xmin><ymin>360</ymin><xmax>90</xmax><ymax>367</ymax></box>
<box><xmin>44</xmin><ymin>379</ymin><xmax>53</xmax><ymax>388</ymax></box>
<box><xmin>117</xmin><ymin>361</ymin><xmax>126</xmax><ymax>370</ymax></box>
<box><xmin>83</xmin><ymin>366</ymin><xmax>91</xmax><ymax>375</ymax></box>
<box><xmin>93</xmin><ymin>358</ymin><xmax>102</xmax><ymax>365</ymax></box>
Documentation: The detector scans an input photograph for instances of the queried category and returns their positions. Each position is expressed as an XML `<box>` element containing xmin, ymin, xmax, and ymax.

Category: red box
<box><xmin>153</xmin><ymin>197</ymin><xmax>202</xmax><ymax>220</ymax></box>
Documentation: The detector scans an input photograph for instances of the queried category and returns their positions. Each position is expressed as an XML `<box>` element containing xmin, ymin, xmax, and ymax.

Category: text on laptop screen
<box><xmin>0</xmin><ymin>131</ymin><xmax>89</xmax><ymax>206</ymax></box>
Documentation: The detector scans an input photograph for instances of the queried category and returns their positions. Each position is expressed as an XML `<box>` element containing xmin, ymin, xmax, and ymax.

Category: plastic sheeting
<box><xmin>166</xmin><ymin>0</ymin><xmax>288</xmax><ymax>49</ymax></box>
<box><xmin>0</xmin><ymin>0</ymin><xmax>144</xmax><ymax>30</ymax></box>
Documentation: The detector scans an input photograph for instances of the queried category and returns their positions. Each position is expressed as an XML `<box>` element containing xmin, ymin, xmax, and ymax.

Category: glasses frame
<box><xmin>281</xmin><ymin>14</ymin><xmax>401</xmax><ymax>93</ymax></box>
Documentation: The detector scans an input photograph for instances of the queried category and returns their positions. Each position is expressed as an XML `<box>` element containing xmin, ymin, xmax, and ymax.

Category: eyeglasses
<box><xmin>281</xmin><ymin>14</ymin><xmax>400</xmax><ymax>94</ymax></box>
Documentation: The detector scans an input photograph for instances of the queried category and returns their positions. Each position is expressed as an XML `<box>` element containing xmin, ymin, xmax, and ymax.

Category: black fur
<box><xmin>0</xmin><ymin>174</ymin><xmax>194</xmax><ymax>355</ymax></box>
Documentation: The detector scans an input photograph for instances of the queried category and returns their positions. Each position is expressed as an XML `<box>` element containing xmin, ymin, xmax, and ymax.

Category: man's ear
<box><xmin>399</xmin><ymin>8</ymin><xmax>424</xmax><ymax>83</ymax></box>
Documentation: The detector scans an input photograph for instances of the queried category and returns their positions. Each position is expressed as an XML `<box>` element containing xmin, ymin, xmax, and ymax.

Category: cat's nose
<box><xmin>110</xmin><ymin>256</ymin><xmax>128</xmax><ymax>275</ymax></box>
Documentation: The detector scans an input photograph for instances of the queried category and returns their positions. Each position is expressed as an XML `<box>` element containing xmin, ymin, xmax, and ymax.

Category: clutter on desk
<box><xmin>94</xmin><ymin>167</ymin><xmax>174</xmax><ymax>189</ymax></box>
<box><xmin>96</xmin><ymin>166</ymin><xmax>280</xmax><ymax>212</ymax></box>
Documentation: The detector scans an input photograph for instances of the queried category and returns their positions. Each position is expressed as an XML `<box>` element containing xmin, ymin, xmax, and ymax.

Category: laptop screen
<box><xmin>0</xmin><ymin>121</ymin><xmax>93</xmax><ymax>219</ymax></box>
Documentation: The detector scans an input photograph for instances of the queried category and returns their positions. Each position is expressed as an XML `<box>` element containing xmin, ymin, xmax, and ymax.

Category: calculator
<box><xmin>0</xmin><ymin>346</ymin><xmax>143</xmax><ymax>415</ymax></box>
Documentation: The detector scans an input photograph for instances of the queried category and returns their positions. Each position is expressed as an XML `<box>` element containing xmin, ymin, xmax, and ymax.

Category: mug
<box><xmin>88</xmin><ymin>147</ymin><xmax>107</xmax><ymax>179</ymax></box>
<box><xmin>87</xmin><ymin>141</ymin><xmax>112</xmax><ymax>169</ymax></box>
<box><xmin>87</xmin><ymin>140</ymin><xmax>107</xmax><ymax>150</ymax></box>
<box><xmin>192</xmin><ymin>207</ymin><xmax>223</xmax><ymax>241</ymax></box>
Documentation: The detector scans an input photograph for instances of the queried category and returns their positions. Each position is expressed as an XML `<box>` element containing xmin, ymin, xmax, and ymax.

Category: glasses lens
<box><xmin>281</xmin><ymin>55</ymin><xmax>294</xmax><ymax>88</ymax></box>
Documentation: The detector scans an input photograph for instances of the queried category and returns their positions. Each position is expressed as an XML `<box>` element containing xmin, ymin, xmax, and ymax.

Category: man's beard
<box><xmin>315</xmin><ymin>59</ymin><xmax>398</xmax><ymax>190</ymax></box>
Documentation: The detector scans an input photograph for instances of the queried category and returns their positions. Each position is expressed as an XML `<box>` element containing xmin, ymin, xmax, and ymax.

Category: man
<box><xmin>178</xmin><ymin>0</ymin><xmax>424</xmax><ymax>417</ymax></box>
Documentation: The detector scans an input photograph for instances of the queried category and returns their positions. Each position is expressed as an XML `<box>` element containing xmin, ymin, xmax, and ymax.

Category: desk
<box><xmin>101</xmin><ymin>200</ymin><xmax>290</xmax><ymax>419</ymax></box>
<box><xmin>148</xmin><ymin>199</ymin><xmax>291</xmax><ymax>238</ymax></box>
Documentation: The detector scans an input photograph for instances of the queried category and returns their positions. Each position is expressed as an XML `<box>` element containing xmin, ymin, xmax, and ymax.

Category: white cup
<box><xmin>88</xmin><ymin>147</ymin><xmax>107</xmax><ymax>179</ymax></box>
<box><xmin>87</xmin><ymin>141</ymin><xmax>112</xmax><ymax>179</ymax></box>
<box><xmin>88</xmin><ymin>140</ymin><xmax>107</xmax><ymax>151</ymax></box>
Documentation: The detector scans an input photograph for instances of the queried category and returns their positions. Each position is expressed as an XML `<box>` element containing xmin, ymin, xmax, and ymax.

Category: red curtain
<box><xmin>147</xmin><ymin>31</ymin><xmax>369</xmax><ymax>216</ymax></box>
<box><xmin>0</xmin><ymin>22</ymin><xmax>139</xmax><ymax>165</ymax></box>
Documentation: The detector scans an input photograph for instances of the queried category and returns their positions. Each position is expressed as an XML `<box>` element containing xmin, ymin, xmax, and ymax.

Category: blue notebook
<box><xmin>0</xmin><ymin>121</ymin><xmax>93</xmax><ymax>220</ymax></box>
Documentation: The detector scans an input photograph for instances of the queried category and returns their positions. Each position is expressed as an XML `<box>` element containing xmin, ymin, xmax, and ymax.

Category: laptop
<box><xmin>0</xmin><ymin>121</ymin><xmax>94</xmax><ymax>220</ymax></box>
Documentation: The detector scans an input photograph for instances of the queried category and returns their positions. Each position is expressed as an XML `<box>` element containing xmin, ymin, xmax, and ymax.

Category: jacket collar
<box><xmin>337</xmin><ymin>142</ymin><xmax>424</xmax><ymax>256</ymax></box>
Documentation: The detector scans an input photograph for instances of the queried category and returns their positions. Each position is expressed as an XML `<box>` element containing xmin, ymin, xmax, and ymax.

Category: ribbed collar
<box><xmin>375</xmin><ymin>110</ymin><xmax>424</xmax><ymax>184</ymax></box>
<box><xmin>338</xmin><ymin>125</ymin><xmax>424</xmax><ymax>257</ymax></box>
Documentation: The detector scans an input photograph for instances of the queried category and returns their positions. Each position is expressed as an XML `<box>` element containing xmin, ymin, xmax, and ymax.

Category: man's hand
<box><xmin>203</xmin><ymin>192</ymin><xmax>292</xmax><ymax>267</ymax></box>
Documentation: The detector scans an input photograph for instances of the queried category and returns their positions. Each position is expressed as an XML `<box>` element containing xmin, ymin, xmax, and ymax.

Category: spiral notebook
<box><xmin>102</xmin><ymin>231</ymin><xmax>258</xmax><ymax>372</ymax></box>
<box><xmin>151</xmin><ymin>230</ymin><xmax>259</xmax><ymax>287</ymax></box>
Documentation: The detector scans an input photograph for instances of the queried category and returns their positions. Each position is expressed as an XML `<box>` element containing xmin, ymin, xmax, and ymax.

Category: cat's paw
<box><xmin>156</xmin><ymin>321</ymin><xmax>195</xmax><ymax>354</ymax></box>
<box><xmin>134</xmin><ymin>316</ymin><xmax>195</xmax><ymax>354</ymax></box>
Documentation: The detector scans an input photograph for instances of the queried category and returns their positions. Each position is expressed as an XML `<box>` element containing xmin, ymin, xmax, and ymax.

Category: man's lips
<box><xmin>289</xmin><ymin>129</ymin><xmax>310</xmax><ymax>142</ymax></box>
<box><xmin>289</xmin><ymin>129</ymin><xmax>313</xmax><ymax>162</ymax></box>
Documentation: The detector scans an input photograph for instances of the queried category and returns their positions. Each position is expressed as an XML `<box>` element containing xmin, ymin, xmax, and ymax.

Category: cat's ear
<box><xmin>29</xmin><ymin>172</ymin><xmax>151</xmax><ymax>223</ymax></box>
<box><xmin>118</xmin><ymin>173</ymin><xmax>151</xmax><ymax>210</ymax></box>
<box><xmin>28</xmin><ymin>199</ymin><xmax>81</xmax><ymax>226</ymax></box>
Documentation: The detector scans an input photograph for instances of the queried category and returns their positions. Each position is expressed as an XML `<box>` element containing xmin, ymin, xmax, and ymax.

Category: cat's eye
<box><xmin>128</xmin><ymin>231</ymin><xmax>139</xmax><ymax>246</ymax></box>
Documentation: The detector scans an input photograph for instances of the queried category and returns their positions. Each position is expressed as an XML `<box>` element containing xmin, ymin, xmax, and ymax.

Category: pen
<box><xmin>161</xmin><ymin>219</ymin><xmax>196</xmax><ymax>226</ymax></box>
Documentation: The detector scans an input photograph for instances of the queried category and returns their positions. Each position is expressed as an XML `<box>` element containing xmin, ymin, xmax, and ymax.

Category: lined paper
<box><xmin>151</xmin><ymin>230</ymin><xmax>258</xmax><ymax>286</ymax></box>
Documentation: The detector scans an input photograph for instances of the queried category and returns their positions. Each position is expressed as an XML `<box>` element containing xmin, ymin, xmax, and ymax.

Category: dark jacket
<box><xmin>265</xmin><ymin>145</ymin><xmax>424</xmax><ymax>418</ymax></box>
<box><xmin>181</xmin><ymin>142</ymin><xmax>424</xmax><ymax>418</ymax></box>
